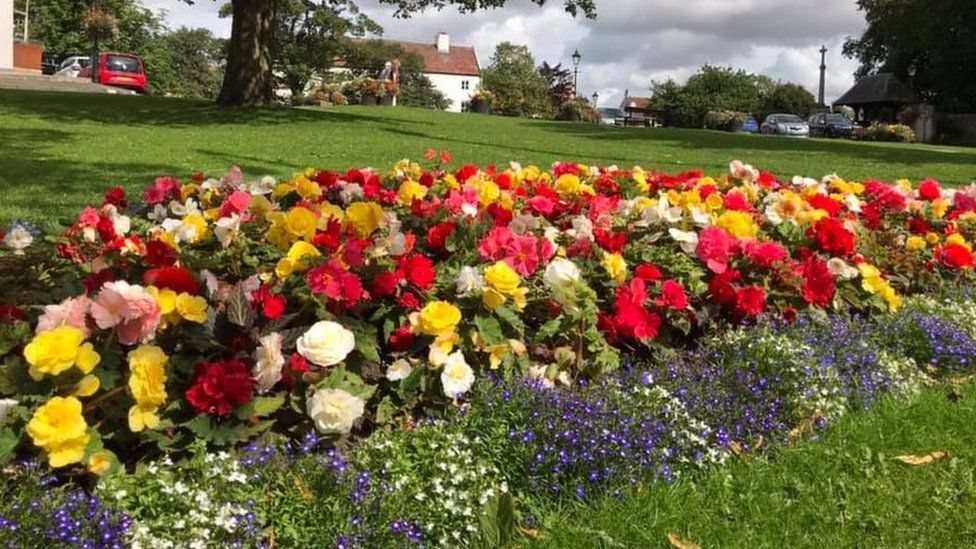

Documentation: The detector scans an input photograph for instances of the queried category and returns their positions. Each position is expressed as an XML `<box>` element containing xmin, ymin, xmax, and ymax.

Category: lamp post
<box><xmin>591</xmin><ymin>91</ymin><xmax>599</xmax><ymax>107</ymax></box>
<box><xmin>907</xmin><ymin>61</ymin><xmax>917</xmax><ymax>97</ymax></box>
<box><xmin>90</xmin><ymin>0</ymin><xmax>100</xmax><ymax>84</ymax></box>
<box><xmin>571</xmin><ymin>49</ymin><xmax>581</xmax><ymax>98</ymax></box>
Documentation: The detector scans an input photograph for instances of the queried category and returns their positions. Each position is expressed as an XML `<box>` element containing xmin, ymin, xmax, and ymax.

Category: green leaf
<box><xmin>474</xmin><ymin>315</ymin><xmax>505</xmax><ymax>345</ymax></box>
<box><xmin>0</xmin><ymin>428</ymin><xmax>18</xmax><ymax>466</ymax></box>
<box><xmin>235</xmin><ymin>395</ymin><xmax>285</xmax><ymax>420</ymax></box>
<box><xmin>226</xmin><ymin>287</ymin><xmax>254</xmax><ymax>328</ymax></box>
<box><xmin>479</xmin><ymin>492</ymin><xmax>516</xmax><ymax>547</ymax></box>
<box><xmin>345</xmin><ymin>319</ymin><xmax>381</xmax><ymax>363</ymax></box>
<box><xmin>535</xmin><ymin>317</ymin><xmax>563</xmax><ymax>342</ymax></box>
<box><xmin>495</xmin><ymin>306</ymin><xmax>525</xmax><ymax>335</ymax></box>
<box><xmin>375</xmin><ymin>396</ymin><xmax>396</xmax><ymax>425</ymax></box>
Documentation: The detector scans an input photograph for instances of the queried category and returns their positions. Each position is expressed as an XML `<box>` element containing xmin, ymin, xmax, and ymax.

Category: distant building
<box><xmin>619</xmin><ymin>95</ymin><xmax>657</xmax><ymax>126</ymax></box>
<box><xmin>834</xmin><ymin>73</ymin><xmax>918</xmax><ymax>123</ymax></box>
<box><xmin>1</xmin><ymin>0</ymin><xmax>13</xmax><ymax>70</ymax></box>
<box><xmin>335</xmin><ymin>33</ymin><xmax>481</xmax><ymax>113</ymax></box>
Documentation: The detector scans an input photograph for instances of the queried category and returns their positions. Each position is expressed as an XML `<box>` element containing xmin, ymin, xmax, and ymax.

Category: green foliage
<box><xmin>28</xmin><ymin>0</ymin><xmax>162</xmax><ymax>59</ymax></box>
<box><xmin>760</xmin><ymin>82</ymin><xmax>818</xmax><ymax>120</ymax></box>
<box><xmin>377</xmin><ymin>0</ymin><xmax>597</xmax><ymax>18</ymax></box>
<box><xmin>142</xmin><ymin>27</ymin><xmax>225</xmax><ymax>100</ymax></box>
<box><xmin>843</xmin><ymin>0</ymin><xmax>976</xmax><ymax>112</ymax></box>
<box><xmin>480</xmin><ymin>42</ymin><xmax>555</xmax><ymax>118</ymax></box>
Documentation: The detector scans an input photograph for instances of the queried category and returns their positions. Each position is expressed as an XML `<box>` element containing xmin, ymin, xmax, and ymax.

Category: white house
<box><xmin>0</xmin><ymin>0</ymin><xmax>13</xmax><ymax>70</ymax></box>
<box><xmin>338</xmin><ymin>33</ymin><xmax>481</xmax><ymax>113</ymax></box>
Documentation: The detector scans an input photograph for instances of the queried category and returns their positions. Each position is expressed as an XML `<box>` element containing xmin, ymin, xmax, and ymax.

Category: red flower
<box><xmin>315</xmin><ymin>170</ymin><xmax>340</xmax><ymax>190</ymax></box>
<box><xmin>942</xmin><ymin>244</ymin><xmax>975</xmax><ymax>269</ymax></box>
<box><xmin>613</xmin><ymin>302</ymin><xmax>661</xmax><ymax>340</ymax></box>
<box><xmin>252</xmin><ymin>286</ymin><xmax>286</xmax><ymax>320</ymax></box>
<box><xmin>918</xmin><ymin>179</ymin><xmax>942</xmax><ymax>201</ymax></box>
<box><xmin>656</xmin><ymin>279</ymin><xmax>689</xmax><ymax>310</ymax></box>
<box><xmin>0</xmin><ymin>304</ymin><xmax>25</xmax><ymax>323</ymax></box>
<box><xmin>696</xmin><ymin>226</ymin><xmax>738</xmax><ymax>274</ymax></box>
<box><xmin>146</xmin><ymin>240</ymin><xmax>178</xmax><ymax>267</ymax></box>
<box><xmin>103</xmin><ymin>187</ymin><xmax>127</xmax><ymax>208</ymax></box>
<box><xmin>806</xmin><ymin>194</ymin><xmax>842</xmax><ymax>217</ymax></box>
<box><xmin>635</xmin><ymin>263</ymin><xmax>662</xmax><ymax>283</ymax></box>
<box><xmin>708</xmin><ymin>269</ymin><xmax>741</xmax><ymax>305</ymax></box>
<box><xmin>83</xmin><ymin>270</ymin><xmax>116</xmax><ymax>295</ymax></box>
<box><xmin>397</xmin><ymin>254</ymin><xmax>437</xmax><ymax>290</ymax></box>
<box><xmin>96</xmin><ymin>217</ymin><xmax>117</xmax><ymax>243</ymax></box>
<box><xmin>388</xmin><ymin>325</ymin><xmax>416</xmax><ymax>352</ymax></box>
<box><xmin>185</xmin><ymin>359</ymin><xmax>255</xmax><ymax>417</ymax></box>
<box><xmin>722</xmin><ymin>192</ymin><xmax>754</xmax><ymax>212</ymax></box>
<box><xmin>307</xmin><ymin>262</ymin><xmax>364</xmax><ymax>305</ymax></box>
<box><xmin>426</xmin><ymin>222</ymin><xmax>456</xmax><ymax>254</ymax></box>
<box><xmin>143</xmin><ymin>266</ymin><xmax>200</xmax><ymax>295</ymax></box>
<box><xmin>312</xmin><ymin>218</ymin><xmax>343</xmax><ymax>252</ymax></box>
<box><xmin>744</xmin><ymin>241</ymin><xmax>789</xmax><ymax>269</ymax></box>
<box><xmin>908</xmin><ymin>217</ymin><xmax>930</xmax><ymax>235</ymax></box>
<box><xmin>800</xmin><ymin>257</ymin><xmax>835</xmax><ymax>307</ymax></box>
<box><xmin>809</xmin><ymin>218</ymin><xmax>856</xmax><ymax>257</ymax></box>
<box><xmin>372</xmin><ymin>270</ymin><xmax>403</xmax><ymax>298</ymax></box>
<box><xmin>398</xmin><ymin>291</ymin><xmax>421</xmax><ymax>311</ymax></box>
<box><xmin>735</xmin><ymin>286</ymin><xmax>766</xmax><ymax>317</ymax></box>
<box><xmin>594</xmin><ymin>230</ymin><xmax>628</xmax><ymax>253</ymax></box>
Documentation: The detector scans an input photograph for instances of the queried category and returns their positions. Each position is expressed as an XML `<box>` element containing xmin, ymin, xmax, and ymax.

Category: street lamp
<box><xmin>571</xmin><ymin>49</ymin><xmax>581</xmax><ymax>98</ymax></box>
<box><xmin>591</xmin><ymin>91</ymin><xmax>599</xmax><ymax>107</ymax></box>
<box><xmin>907</xmin><ymin>61</ymin><xmax>917</xmax><ymax>96</ymax></box>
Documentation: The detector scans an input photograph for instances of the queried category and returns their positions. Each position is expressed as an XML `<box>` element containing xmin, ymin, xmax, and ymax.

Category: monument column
<box><xmin>818</xmin><ymin>45</ymin><xmax>827</xmax><ymax>108</ymax></box>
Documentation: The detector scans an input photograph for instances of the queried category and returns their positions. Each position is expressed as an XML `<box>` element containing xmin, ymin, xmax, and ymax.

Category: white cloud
<box><xmin>145</xmin><ymin>0</ymin><xmax>866</xmax><ymax>107</ymax></box>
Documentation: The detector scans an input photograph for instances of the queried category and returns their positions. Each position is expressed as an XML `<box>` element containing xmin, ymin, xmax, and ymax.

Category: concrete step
<box><xmin>0</xmin><ymin>70</ymin><xmax>136</xmax><ymax>94</ymax></box>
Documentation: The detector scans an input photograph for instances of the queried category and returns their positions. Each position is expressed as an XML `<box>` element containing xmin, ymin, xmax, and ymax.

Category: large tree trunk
<box><xmin>217</xmin><ymin>0</ymin><xmax>276</xmax><ymax>107</ymax></box>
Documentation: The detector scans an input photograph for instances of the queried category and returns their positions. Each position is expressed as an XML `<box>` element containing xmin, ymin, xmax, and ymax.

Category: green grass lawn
<box><xmin>527</xmin><ymin>381</ymin><xmax>976</xmax><ymax>548</ymax></box>
<box><xmin>1</xmin><ymin>89</ymin><xmax>975</xmax><ymax>229</ymax></box>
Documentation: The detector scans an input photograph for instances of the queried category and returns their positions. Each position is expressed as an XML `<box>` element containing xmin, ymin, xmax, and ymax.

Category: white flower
<box><xmin>4</xmin><ymin>226</ymin><xmax>33</xmax><ymax>251</ymax></box>
<box><xmin>296</xmin><ymin>321</ymin><xmax>356</xmax><ymax>367</ymax></box>
<box><xmin>147</xmin><ymin>204</ymin><xmax>168</xmax><ymax>222</ymax></box>
<box><xmin>441</xmin><ymin>351</ymin><xmax>475</xmax><ymax>399</ymax></box>
<box><xmin>455</xmin><ymin>266</ymin><xmax>485</xmax><ymax>297</ymax></box>
<box><xmin>249</xmin><ymin>175</ymin><xmax>277</xmax><ymax>195</ymax></box>
<box><xmin>0</xmin><ymin>398</ymin><xmax>17</xmax><ymax>424</ymax></box>
<box><xmin>827</xmin><ymin>257</ymin><xmax>859</xmax><ymax>279</ymax></box>
<box><xmin>160</xmin><ymin>218</ymin><xmax>198</xmax><ymax>244</ymax></box>
<box><xmin>386</xmin><ymin>359</ymin><xmax>413</xmax><ymax>381</ymax></box>
<box><xmin>508</xmin><ymin>214</ymin><xmax>540</xmax><ymax>235</ymax></box>
<box><xmin>793</xmin><ymin>175</ymin><xmax>821</xmax><ymax>188</ymax></box>
<box><xmin>338</xmin><ymin>182</ymin><xmax>364</xmax><ymax>204</ymax></box>
<box><xmin>252</xmin><ymin>332</ymin><xmax>285</xmax><ymax>393</ymax></box>
<box><xmin>104</xmin><ymin>206</ymin><xmax>131</xmax><ymax>236</ymax></box>
<box><xmin>644</xmin><ymin>196</ymin><xmax>683</xmax><ymax>225</ymax></box>
<box><xmin>214</xmin><ymin>214</ymin><xmax>241</xmax><ymax>248</ymax></box>
<box><xmin>729</xmin><ymin>160</ymin><xmax>759</xmax><ymax>183</ymax></box>
<box><xmin>689</xmin><ymin>206</ymin><xmax>713</xmax><ymax>227</ymax></box>
<box><xmin>306</xmin><ymin>387</ymin><xmax>365</xmax><ymax>434</ymax></box>
<box><xmin>845</xmin><ymin>193</ymin><xmax>862</xmax><ymax>213</ymax></box>
<box><xmin>544</xmin><ymin>257</ymin><xmax>581</xmax><ymax>289</ymax></box>
<box><xmin>669</xmin><ymin>228</ymin><xmax>699</xmax><ymax>254</ymax></box>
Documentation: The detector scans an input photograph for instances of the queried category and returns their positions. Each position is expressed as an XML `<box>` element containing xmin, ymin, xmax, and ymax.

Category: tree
<box><xmin>143</xmin><ymin>27</ymin><xmax>226</xmax><ymax>99</ymax></box>
<box><xmin>538</xmin><ymin>61</ymin><xmax>574</xmax><ymax>108</ymax></box>
<box><xmin>187</xmin><ymin>0</ymin><xmax>595</xmax><ymax>107</ymax></box>
<box><xmin>760</xmin><ymin>83</ymin><xmax>817</xmax><ymax>120</ymax></box>
<box><xmin>843</xmin><ymin>0</ymin><xmax>976</xmax><ymax>111</ymax></box>
<box><xmin>29</xmin><ymin>0</ymin><xmax>162</xmax><ymax>59</ymax></box>
<box><xmin>480</xmin><ymin>42</ymin><xmax>553</xmax><ymax>118</ymax></box>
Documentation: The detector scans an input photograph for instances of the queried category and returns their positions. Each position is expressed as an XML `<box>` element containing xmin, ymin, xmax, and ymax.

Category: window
<box><xmin>461</xmin><ymin>101</ymin><xmax>470</xmax><ymax>111</ymax></box>
<box><xmin>461</xmin><ymin>80</ymin><xmax>470</xmax><ymax>90</ymax></box>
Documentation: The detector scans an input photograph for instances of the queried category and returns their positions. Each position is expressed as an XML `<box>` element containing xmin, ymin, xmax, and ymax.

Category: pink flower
<box><xmin>444</xmin><ymin>187</ymin><xmax>479</xmax><ymax>217</ymax></box>
<box><xmin>36</xmin><ymin>296</ymin><xmax>92</xmax><ymax>337</ymax></box>
<box><xmin>696</xmin><ymin>226</ymin><xmax>738</xmax><ymax>274</ymax></box>
<box><xmin>78</xmin><ymin>207</ymin><xmax>100</xmax><ymax>228</ymax></box>
<box><xmin>478</xmin><ymin>226</ymin><xmax>514</xmax><ymax>263</ymax></box>
<box><xmin>143</xmin><ymin>177</ymin><xmax>181</xmax><ymax>206</ymax></box>
<box><xmin>90</xmin><ymin>281</ymin><xmax>161</xmax><ymax>345</ymax></box>
<box><xmin>504</xmin><ymin>234</ymin><xmax>542</xmax><ymax>276</ymax></box>
<box><xmin>219</xmin><ymin>190</ymin><xmax>251</xmax><ymax>219</ymax></box>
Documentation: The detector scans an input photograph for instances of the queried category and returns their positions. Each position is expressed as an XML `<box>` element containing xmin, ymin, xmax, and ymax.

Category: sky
<box><xmin>143</xmin><ymin>0</ymin><xmax>867</xmax><ymax>107</ymax></box>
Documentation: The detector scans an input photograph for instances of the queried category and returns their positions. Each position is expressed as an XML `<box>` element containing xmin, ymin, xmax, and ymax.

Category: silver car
<box><xmin>760</xmin><ymin>114</ymin><xmax>810</xmax><ymax>137</ymax></box>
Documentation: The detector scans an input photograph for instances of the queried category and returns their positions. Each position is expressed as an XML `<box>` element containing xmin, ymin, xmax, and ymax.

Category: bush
<box><xmin>857</xmin><ymin>123</ymin><xmax>916</xmax><ymax>142</ymax></box>
<box><xmin>703</xmin><ymin>110</ymin><xmax>746</xmax><ymax>131</ymax></box>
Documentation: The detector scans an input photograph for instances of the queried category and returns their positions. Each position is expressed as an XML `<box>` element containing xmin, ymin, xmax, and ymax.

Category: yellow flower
<box><xmin>482</xmin><ymin>288</ymin><xmax>507</xmax><ymax>310</ymax></box>
<box><xmin>632</xmin><ymin>168</ymin><xmax>649</xmax><ymax>193</ymax></box>
<box><xmin>72</xmin><ymin>374</ymin><xmax>101</xmax><ymax>398</ymax></box>
<box><xmin>945</xmin><ymin>233</ymin><xmax>971</xmax><ymax>251</ymax></box>
<box><xmin>601</xmin><ymin>252</ymin><xmax>627</xmax><ymax>284</ymax></box>
<box><xmin>345</xmin><ymin>202</ymin><xmax>384</xmax><ymax>237</ymax></box>
<box><xmin>276</xmin><ymin>240</ymin><xmax>321</xmax><ymax>278</ymax></box>
<box><xmin>127</xmin><ymin>345</ymin><xmax>168</xmax><ymax>433</ymax></box>
<box><xmin>926</xmin><ymin>232</ymin><xmax>941</xmax><ymax>245</ymax></box>
<box><xmin>183</xmin><ymin>214</ymin><xmax>209</xmax><ymax>243</ymax></box>
<box><xmin>295</xmin><ymin>176</ymin><xmax>322</xmax><ymax>201</ymax></box>
<box><xmin>484</xmin><ymin>262</ymin><xmax>521</xmax><ymax>295</ymax></box>
<box><xmin>555</xmin><ymin>174</ymin><xmax>582</xmax><ymax>197</ymax></box>
<box><xmin>906</xmin><ymin>235</ymin><xmax>926</xmax><ymax>251</ymax></box>
<box><xmin>477</xmin><ymin>179</ymin><xmax>500</xmax><ymax>207</ymax></box>
<box><xmin>148</xmin><ymin>286</ymin><xmax>177</xmax><ymax>315</ymax></box>
<box><xmin>88</xmin><ymin>450</ymin><xmax>114</xmax><ymax>475</ymax></box>
<box><xmin>704</xmin><ymin>193</ymin><xmax>724</xmax><ymax>211</ymax></box>
<box><xmin>175</xmin><ymin>294</ymin><xmax>208</xmax><ymax>323</ymax></box>
<box><xmin>398</xmin><ymin>179</ymin><xmax>428</xmax><ymax>205</ymax></box>
<box><xmin>416</xmin><ymin>301</ymin><xmax>462</xmax><ymax>337</ymax></box>
<box><xmin>250</xmin><ymin>195</ymin><xmax>273</xmax><ymax>220</ymax></box>
<box><xmin>285</xmin><ymin>207</ymin><xmax>318</xmax><ymax>240</ymax></box>
<box><xmin>932</xmin><ymin>198</ymin><xmax>949</xmax><ymax>219</ymax></box>
<box><xmin>272</xmin><ymin>182</ymin><xmax>297</xmax><ymax>200</ymax></box>
<box><xmin>26</xmin><ymin>397</ymin><xmax>90</xmax><ymax>468</ymax></box>
<box><xmin>180</xmin><ymin>183</ymin><xmax>200</xmax><ymax>202</ymax></box>
<box><xmin>717</xmin><ymin>211</ymin><xmax>759</xmax><ymax>239</ymax></box>
<box><xmin>24</xmin><ymin>327</ymin><xmax>100</xmax><ymax>381</ymax></box>
<box><xmin>879</xmin><ymin>284</ymin><xmax>902</xmax><ymax>311</ymax></box>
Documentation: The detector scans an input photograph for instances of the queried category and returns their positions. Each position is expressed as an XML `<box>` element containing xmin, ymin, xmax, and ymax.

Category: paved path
<box><xmin>0</xmin><ymin>70</ymin><xmax>135</xmax><ymax>94</ymax></box>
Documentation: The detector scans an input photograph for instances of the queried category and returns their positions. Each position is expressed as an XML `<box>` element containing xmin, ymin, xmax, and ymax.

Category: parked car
<box><xmin>77</xmin><ymin>52</ymin><xmax>148</xmax><ymax>94</ymax></box>
<box><xmin>597</xmin><ymin>107</ymin><xmax>625</xmax><ymax>126</ymax></box>
<box><xmin>41</xmin><ymin>53</ymin><xmax>62</xmax><ymax>75</ymax></box>
<box><xmin>53</xmin><ymin>56</ymin><xmax>92</xmax><ymax>78</ymax></box>
<box><xmin>742</xmin><ymin>115</ymin><xmax>760</xmax><ymax>134</ymax></box>
<box><xmin>760</xmin><ymin>114</ymin><xmax>809</xmax><ymax>137</ymax></box>
<box><xmin>808</xmin><ymin>112</ymin><xmax>856</xmax><ymax>138</ymax></box>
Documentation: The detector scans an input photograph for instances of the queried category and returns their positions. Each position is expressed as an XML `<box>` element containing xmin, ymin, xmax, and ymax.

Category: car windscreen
<box><xmin>105</xmin><ymin>55</ymin><xmax>142</xmax><ymax>74</ymax></box>
<box><xmin>826</xmin><ymin>114</ymin><xmax>851</xmax><ymax>124</ymax></box>
<box><xmin>778</xmin><ymin>115</ymin><xmax>803</xmax><ymax>123</ymax></box>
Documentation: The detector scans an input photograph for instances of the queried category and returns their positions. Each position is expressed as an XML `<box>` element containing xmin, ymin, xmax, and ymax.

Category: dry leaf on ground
<box><xmin>893</xmin><ymin>451</ymin><xmax>948</xmax><ymax>466</ymax></box>
<box><xmin>667</xmin><ymin>532</ymin><xmax>701</xmax><ymax>549</ymax></box>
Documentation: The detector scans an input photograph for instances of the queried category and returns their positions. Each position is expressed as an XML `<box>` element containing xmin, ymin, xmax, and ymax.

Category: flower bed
<box><xmin>0</xmin><ymin>154</ymin><xmax>975</xmax><ymax>544</ymax></box>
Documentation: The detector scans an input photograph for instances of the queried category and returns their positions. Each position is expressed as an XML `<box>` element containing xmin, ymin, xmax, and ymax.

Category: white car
<box><xmin>53</xmin><ymin>56</ymin><xmax>92</xmax><ymax>78</ymax></box>
<box><xmin>760</xmin><ymin>114</ymin><xmax>810</xmax><ymax>137</ymax></box>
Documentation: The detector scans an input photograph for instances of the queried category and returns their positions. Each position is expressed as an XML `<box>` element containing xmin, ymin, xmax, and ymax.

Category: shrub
<box><xmin>857</xmin><ymin>123</ymin><xmax>916</xmax><ymax>142</ymax></box>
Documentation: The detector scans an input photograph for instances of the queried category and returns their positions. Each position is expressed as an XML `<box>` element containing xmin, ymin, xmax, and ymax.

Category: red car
<box><xmin>78</xmin><ymin>52</ymin><xmax>148</xmax><ymax>94</ymax></box>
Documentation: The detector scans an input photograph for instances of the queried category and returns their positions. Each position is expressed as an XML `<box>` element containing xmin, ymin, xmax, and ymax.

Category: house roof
<box><xmin>620</xmin><ymin>96</ymin><xmax>651</xmax><ymax>110</ymax></box>
<box><xmin>834</xmin><ymin>73</ymin><xmax>918</xmax><ymax>107</ymax></box>
<box><xmin>345</xmin><ymin>38</ymin><xmax>481</xmax><ymax>77</ymax></box>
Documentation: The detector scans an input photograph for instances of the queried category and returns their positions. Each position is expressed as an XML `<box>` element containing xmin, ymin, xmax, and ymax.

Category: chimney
<box><xmin>436</xmin><ymin>32</ymin><xmax>450</xmax><ymax>53</ymax></box>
